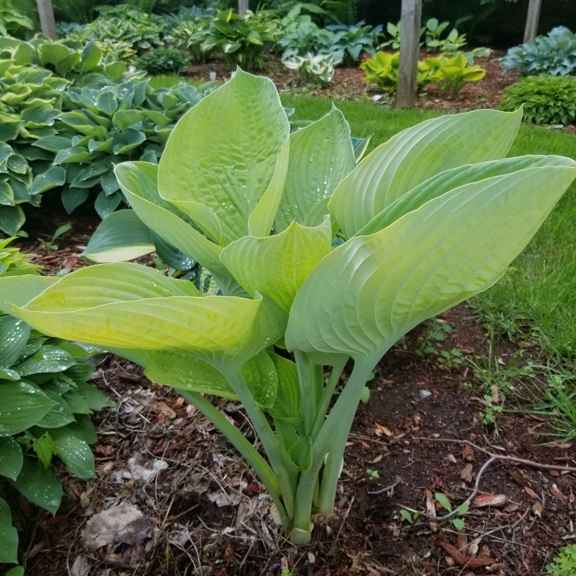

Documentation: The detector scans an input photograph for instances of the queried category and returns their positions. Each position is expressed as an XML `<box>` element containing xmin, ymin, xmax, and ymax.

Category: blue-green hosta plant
<box><xmin>0</xmin><ymin>71</ymin><xmax>575</xmax><ymax>546</ymax></box>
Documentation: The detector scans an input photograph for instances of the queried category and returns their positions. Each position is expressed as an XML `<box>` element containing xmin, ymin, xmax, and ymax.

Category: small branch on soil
<box><xmin>367</xmin><ymin>480</ymin><xmax>401</xmax><ymax>495</ymax></box>
<box><xmin>394</xmin><ymin>437</ymin><xmax>576</xmax><ymax>524</ymax></box>
<box><xmin>413</xmin><ymin>437</ymin><xmax>576</xmax><ymax>473</ymax></box>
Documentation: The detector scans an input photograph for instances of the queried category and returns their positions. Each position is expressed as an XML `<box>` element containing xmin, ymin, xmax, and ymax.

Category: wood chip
<box><xmin>472</xmin><ymin>494</ymin><xmax>508</xmax><ymax>508</ymax></box>
<box><xmin>550</xmin><ymin>484</ymin><xmax>569</xmax><ymax>505</ymax></box>
<box><xmin>460</xmin><ymin>463</ymin><xmax>475</xmax><ymax>482</ymax></box>
<box><xmin>156</xmin><ymin>402</ymin><xmax>176</xmax><ymax>419</ymax></box>
<box><xmin>532</xmin><ymin>501</ymin><xmax>544</xmax><ymax>517</ymax></box>
<box><xmin>448</xmin><ymin>453</ymin><xmax>458</xmax><ymax>464</ymax></box>
<box><xmin>524</xmin><ymin>486</ymin><xmax>540</xmax><ymax>500</ymax></box>
<box><xmin>438</xmin><ymin>542</ymin><xmax>495</xmax><ymax>567</ymax></box>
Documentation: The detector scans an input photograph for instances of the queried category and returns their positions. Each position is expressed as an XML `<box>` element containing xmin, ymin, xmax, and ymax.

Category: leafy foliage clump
<box><xmin>360</xmin><ymin>51</ymin><xmax>485</xmax><ymax>96</ymax></box>
<box><xmin>500</xmin><ymin>75</ymin><xmax>576</xmax><ymax>125</ymax></box>
<box><xmin>0</xmin><ymin>245</ymin><xmax>113</xmax><ymax>569</ymax></box>
<box><xmin>546</xmin><ymin>544</ymin><xmax>576</xmax><ymax>576</ymax></box>
<box><xmin>3</xmin><ymin>71</ymin><xmax>574</xmax><ymax>549</ymax></box>
<box><xmin>137</xmin><ymin>47</ymin><xmax>189</xmax><ymax>75</ymax></box>
<box><xmin>283</xmin><ymin>52</ymin><xmax>339</xmax><ymax>86</ymax></box>
<box><xmin>0</xmin><ymin>36</ymin><xmax>213</xmax><ymax>235</ymax></box>
<box><xmin>500</xmin><ymin>27</ymin><xmax>576</xmax><ymax>76</ymax></box>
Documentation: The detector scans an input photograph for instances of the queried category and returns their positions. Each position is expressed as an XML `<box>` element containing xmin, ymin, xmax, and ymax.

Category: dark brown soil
<box><xmin>7</xmin><ymin>216</ymin><xmax>576</xmax><ymax>576</ymax></box>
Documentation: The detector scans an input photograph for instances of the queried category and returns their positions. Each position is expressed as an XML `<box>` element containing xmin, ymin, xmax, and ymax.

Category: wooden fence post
<box><xmin>36</xmin><ymin>0</ymin><xmax>57</xmax><ymax>40</ymax></box>
<box><xmin>523</xmin><ymin>0</ymin><xmax>542</xmax><ymax>43</ymax></box>
<box><xmin>238</xmin><ymin>0</ymin><xmax>249</xmax><ymax>15</ymax></box>
<box><xmin>397</xmin><ymin>0</ymin><xmax>422</xmax><ymax>108</ymax></box>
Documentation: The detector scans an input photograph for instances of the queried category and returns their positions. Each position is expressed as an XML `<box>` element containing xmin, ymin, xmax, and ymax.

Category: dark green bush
<box><xmin>138</xmin><ymin>47</ymin><xmax>190</xmax><ymax>75</ymax></box>
<box><xmin>499</xmin><ymin>74</ymin><xmax>576</xmax><ymax>125</ymax></box>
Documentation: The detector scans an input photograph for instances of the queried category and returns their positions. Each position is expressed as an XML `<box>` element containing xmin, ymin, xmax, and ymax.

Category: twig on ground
<box><xmin>330</xmin><ymin>495</ymin><xmax>355</xmax><ymax>552</ymax></box>
<box><xmin>367</xmin><ymin>480</ymin><xmax>401</xmax><ymax>495</ymax></box>
<box><xmin>414</xmin><ymin>437</ymin><xmax>576</xmax><ymax>473</ymax></box>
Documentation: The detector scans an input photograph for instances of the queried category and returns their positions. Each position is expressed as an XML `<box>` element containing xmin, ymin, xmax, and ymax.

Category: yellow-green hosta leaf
<box><xmin>159</xmin><ymin>70</ymin><xmax>290</xmax><ymax>244</ymax></box>
<box><xmin>287</xmin><ymin>163</ymin><xmax>576</xmax><ymax>364</ymax></box>
<box><xmin>329</xmin><ymin>108</ymin><xmax>522</xmax><ymax>238</ymax></box>
<box><xmin>115</xmin><ymin>162</ymin><xmax>241</xmax><ymax>295</ymax></box>
<box><xmin>0</xmin><ymin>276</ymin><xmax>58</xmax><ymax>314</ymax></box>
<box><xmin>17</xmin><ymin>263</ymin><xmax>201</xmax><ymax>312</ymax></box>
<box><xmin>268</xmin><ymin>352</ymin><xmax>301</xmax><ymax>423</ymax></box>
<box><xmin>220</xmin><ymin>218</ymin><xmax>332</xmax><ymax>312</ymax></box>
<box><xmin>145</xmin><ymin>349</ymin><xmax>278</xmax><ymax>408</ymax></box>
<box><xmin>274</xmin><ymin>107</ymin><xmax>356</xmax><ymax>232</ymax></box>
<box><xmin>248</xmin><ymin>140</ymin><xmax>290</xmax><ymax>237</ymax></box>
<box><xmin>358</xmin><ymin>155</ymin><xmax>576</xmax><ymax>235</ymax></box>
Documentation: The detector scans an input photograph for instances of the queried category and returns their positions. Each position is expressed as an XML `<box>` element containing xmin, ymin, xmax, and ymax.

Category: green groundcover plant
<box><xmin>0</xmin><ymin>71</ymin><xmax>574</xmax><ymax>546</ymax></box>
<box><xmin>0</xmin><ymin>240</ymin><xmax>112</xmax><ymax>569</ymax></box>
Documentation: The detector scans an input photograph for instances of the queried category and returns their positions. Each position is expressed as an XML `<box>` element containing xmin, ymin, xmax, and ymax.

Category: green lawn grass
<box><xmin>281</xmin><ymin>94</ymin><xmax>576</xmax><ymax>358</ymax></box>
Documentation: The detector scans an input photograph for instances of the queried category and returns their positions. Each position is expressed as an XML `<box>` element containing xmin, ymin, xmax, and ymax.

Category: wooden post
<box><xmin>238</xmin><ymin>0</ymin><xmax>249</xmax><ymax>15</ymax></box>
<box><xmin>36</xmin><ymin>0</ymin><xmax>57</xmax><ymax>40</ymax></box>
<box><xmin>397</xmin><ymin>0</ymin><xmax>422</xmax><ymax>108</ymax></box>
<box><xmin>523</xmin><ymin>0</ymin><xmax>542</xmax><ymax>43</ymax></box>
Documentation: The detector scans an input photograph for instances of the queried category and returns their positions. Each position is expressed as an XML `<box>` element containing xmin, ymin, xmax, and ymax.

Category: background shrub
<box><xmin>499</xmin><ymin>75</ymin><xmax>576</xmax><ymax>125</ymax></box>
<box><xmin>138</xmin><ymin>47</ymin><xmax>189</xmax><ymax>75</ymax></box>
<box><xmin>500</xmin><ymin>27</ymin><xmax>576</xmax><ymax>76</ymax></box>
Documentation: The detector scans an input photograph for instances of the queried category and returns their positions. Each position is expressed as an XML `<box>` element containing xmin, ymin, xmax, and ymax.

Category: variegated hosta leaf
<box><xmin>329</xmin><ymin>108</ymin><xmax>523</xmax><ymax>239</ymax></box>
<box><xmin>274</xmin><ymin>107</ymin><xmax>356</xmax><ymax>232</ymax></box>
<box><xmin>4</xmin><ymin>265</ymin><xmax>266</xmax><ymax>356</ymax></box>
<box><xmin>287</xmin><ymin>163</ymin><xmax>576</xmax><ymax>364</ymax></box>
<box><xmin>158</xmin><ymin>70</ymin><xmax>290</xmax><ymax>244</ymax></box>
<box><xmin>115</xmin><ymin>162</ymin><xmax>242</xmax><ymax>295</ymax></box>
<box><xmin>357</xmin><ymin>155</ymin><xmax>576</xmax><ymax>235</ymax></box>
<box><xmin>220</xmin><ymin>218</ymin><xmax>332</xmax><ymax>313</ymax></box>
<box><xmin>145</xmin><ymin>350</ymin><xmax>278</xmax><ymax>408</ymax></box>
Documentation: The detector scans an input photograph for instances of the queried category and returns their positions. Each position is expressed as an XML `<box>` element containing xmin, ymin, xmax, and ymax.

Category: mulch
<box><xmin>5</xmin><ymin>54</ymin><xmax>576</xmax><ymax>576</ymax></box>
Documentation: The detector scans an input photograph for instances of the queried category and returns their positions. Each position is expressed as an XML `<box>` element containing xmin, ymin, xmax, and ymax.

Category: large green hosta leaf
<box><xmin>6</xmin><ymin>264</ymin><xmax>284</xmax><ymax>362</ymax></box>
<box><xmin>287</xmin><ymin>163</ymin><xmax>576</xmax><ymax>364</ymax></box>
<box><xmin>115</xmin><ymin>162</ymin><xmax>241</xmax><ymax>295</ymax></box>
<box><xmin>274</xmin><ymin>107</ymin><xmax>356</xmax><ymax>232</ymax></box>
<box><xmin>158</xmin><ymin>69</ymin><xmax>290</xmax><ymax>244</ymax></box>
<box><xmin>329</xmin><ymin>108</ymin><xmax>523</xmax><ymax>238</ymax></box>
<box><xmin>221</xmin><ymin>217</ymin><xmax>332</xmax><ymax>313</ymax></box>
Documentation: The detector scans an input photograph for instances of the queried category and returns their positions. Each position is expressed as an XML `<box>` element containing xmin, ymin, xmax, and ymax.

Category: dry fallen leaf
<box><xmin>462</xmin><ymin>444</ymin><xmax>475</xmax><ymax>462</ymax></box>
<box><xmin>448</xmin><ymin>453</ymin><xmax>458</xmax><ymax>464</ymax></box>
<box><xmin>524</xmin><ymin>486</ymin><xmax>540</xmax><ymax>500</ymax></box>
<box><xmin>472</xmin><ymin>494</ymin><xmax>508</xmax><ymax>508</ymax></box>
<box><xmin>374</xmin><ymin>423</ymin><xmax>394</xmax><ymax>437</ymax></box>
<box><xmin>156</xmin><ymin>401</ymin><xmax>176</xmax><ymax>419</ymax></box>
<box><xmin>460</xmin><ymin>463</ymin><xmax>475</xmax><ymax>482</ymax></box>
<box><xmin>532</xmin><ymin>501</ymin><xmax>544</xmax><ymax>517</ymax></box>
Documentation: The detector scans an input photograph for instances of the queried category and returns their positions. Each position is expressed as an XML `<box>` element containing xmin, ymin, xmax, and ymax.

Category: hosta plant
<box><xmin>283</xmin><ymin>52</ymin><xmax>340</xmax><ymax>86</ymax></box>
<box><xmin>424</xmin><ymin>52</ymin><xmax>486</xmax><ymax>96</ymax></box>
<box><xmin>360</xmin><ymin>51</ymin><xmax>431</xmax><ymax>93</ymax></box>
<box><xmin>1</xmin><ymin>71</ymin><xmax>575</xmax><ymax>546</ymax></box>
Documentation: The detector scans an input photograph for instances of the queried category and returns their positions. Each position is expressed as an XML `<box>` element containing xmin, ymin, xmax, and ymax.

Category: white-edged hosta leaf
<box><xmin>0</xmin><ymin>436</ymin><xmax>23</xmax><ymax>480</ymax></box>
<box><xmin>221</xmin><ymin>217</ymin><xmax>332</xmax><ymax>312</ymax></box>
<box><xmin>0</xmin><ymin>382</ymin><xmax>55</xmax><ymax>436</ymax></box>
<box><xmin>357</xmin><ymin>155</ymin><xmax>576</xmax><ymax>235</ymax></box>
<box><xmin>158</xmin><ymin>70</ymin><xmax>290</xmax><ymax>244</ymax></box>
<box><xmin>329</xmin><ymin>108</ymin><xmax>523</xmax><ymax>238</ymax></box>
<box><xmin>275</xmin><ymin>107</ymin><xmax>356</xmax><ymax>232</ymax></box>
<box><xmin>0</xmin><ymin>316</ymin><xmax>30</xmax><ymax>368</ymax></box>
<box><xmin>9</xmin><ymin>455</ymin><xmax>62</xmax><ymax>514</ymax></box>
<box><xmin>83</xmin><ymin>209</ymin><xmax>155</xmax><ymax>263</ymax></box>
<box><xmin>0</xmin><ymin>496</ymin><xmax>18</xmax><ymax>564</ymax></box>
<box><xmin>248</xmin><ymin>139</ymin><xmax>290</xmax><ymax>237</ymax></box>
<box><xmin>287</xmin><ymin>163</ymin><xmax>576</xmax><ymax>364</ymax></box>
<box><xmin>115</xmin><ymin>162</ymin><xmax>241</xmax><ymax>295</ymax></box>
<box><xmin>49</xmin><ymin>426</ymin><xmax>96</xmax><ymax>479</ymax></box>
<box><xmin>0</xmin><ymin>276</ymin><xmax>58</xmax><ymax>314</ymax></box>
